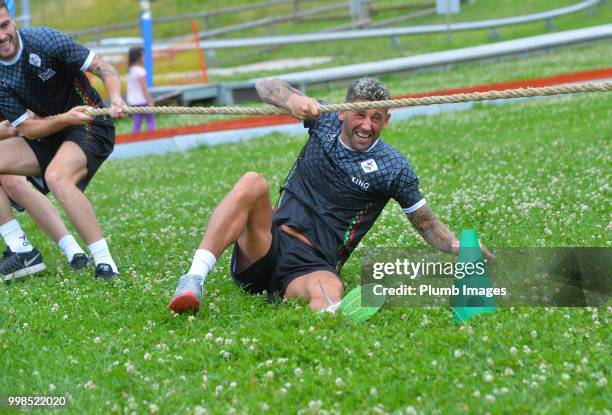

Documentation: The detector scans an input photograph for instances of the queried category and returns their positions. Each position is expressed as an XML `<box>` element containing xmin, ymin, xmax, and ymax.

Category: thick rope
<box><xmin>86</xmin><ymin>81</ymin><xmax>612</xmax><ymax>117</ymax></box>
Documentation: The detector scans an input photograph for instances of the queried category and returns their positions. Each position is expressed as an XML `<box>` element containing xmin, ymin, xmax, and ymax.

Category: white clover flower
<box><xmin>335</xmin><ymin>378</ymin><xmax>344</xmax><ymax>387</ymax></box>
<box><xmin>205</xmin><ymin>333</ymin><xmax>213</xmax><ymax>341</ymax></box>
<box><xmin>504</xmin><ymin>367</ymin><xmax>514</xmax><ymax>376</ymax></box>
<box><xmin>149</xmin><ymin>404</ymin><xmax>158</xmax><ymax>413</ymax></box>
<box><xmin>188</xmin><ymin>315</ymin><xmax>195</xmax><ymax>323</ymax></box>
<box><xmin>530</xmin><ymin>330</ymin><xmax>538</xmax><ymax>338</ymax></box>
<box><xmin>144</xmin><ymin>353</ymin><xmax>152</xmax><ymax>361</ymax></box>
<box><xmin>51</xmin><ymin>304</ymin><xmax>59</xmax><ymax>313</ymax></box>
<box><xmin>485</xmin><ymin>394</ymin><xmax>495</xmax><ymax>403</ymax></box>
<box><xmin>370</xmin><ymin>387</ymin><xmax>378</xmax><ymax>396</ymax></box>
<box><xmin>473</xmin><ymin>390</ymin><xmax>481</xmax><ymax>398</ymax></box>
<box><xmin>561</xmin><ymin>373</ymin><xmax>570</xmax><ymax>380</ymax></box>
<box><xmin>308</xmin><ymin>400</ymin><xmax>323</xmax><ymax>410</ymax></box>
<box><xmin>49</xmin><ymin>384</ymin><xmax>56</xmax><ymax>391</ymax></box>
<box><xmin>484</xmin><ymin>372</ymin><xmax>494</xmax><ymax>383</ymax></box>
<box><xmin>93</xmin><ymin>337</ymin><xmax>101</xmax><ymax>344</ymax></box>
<box><xmin>454</xmin><ymin>350</ymin><xmax>463</xmax><ymax>358</ymax></box>
<box><xmin>266</xmin><ymin>371</ymin><xmax>274</xmax><ymax>379</ymax></box>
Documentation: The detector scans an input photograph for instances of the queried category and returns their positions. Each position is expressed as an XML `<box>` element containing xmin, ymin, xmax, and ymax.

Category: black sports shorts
<box><xmin>23</xmin><ymin>121</ymin><xmax>115</xmax><ymax>193</ymax></box>
<box><xmin>230</xmin><ymin>225</ymin><xmax>338</xmax><ymax>302</ymax></box>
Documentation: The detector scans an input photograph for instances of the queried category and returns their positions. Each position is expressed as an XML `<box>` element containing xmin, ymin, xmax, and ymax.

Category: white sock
<box><xmin>0</xmin><ymin>219</ymin><xmax>33</xmax><ymax>253</ymax></box>
<box><xmin>88</xmin><ymin>239</ymin><xmax>118</xmax><ymax>273</ymax></box>
<box><xmin>57</xmin><ymin>234</ymin><xmax>85</xmax><ymax>262</ymax></box>
<box><xmin>187</xmin><ymin>249</ymin><xmax>216</xmax><ymax>280</ymax></box>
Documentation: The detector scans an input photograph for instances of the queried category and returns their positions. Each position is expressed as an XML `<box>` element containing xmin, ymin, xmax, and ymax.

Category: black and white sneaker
<box><xmin>70</xmin><ymin>253</ymin><xmax>90</xmax><ymax>272</ymax></box>
<box><xmin>1</xmin><ymin>248</ymin><xmax>46</xmax><ymax>281</ymax></box>
<box><xmin>95</xmin><ymin>263</ymin><xmax>118</xmax><ymax>280</ymax></box>
<box><xmin>2</xmin><ymin>246</ymin><xmax>12</xmax><ymax>261</ymax></box>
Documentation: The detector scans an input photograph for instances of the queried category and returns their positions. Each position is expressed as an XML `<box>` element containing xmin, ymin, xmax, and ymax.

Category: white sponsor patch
<box><xmin>29</xmin><ymin>53</ymin><xmax>41</xmax><ymax>67</ymax></box>
<box><xmin>361</xmin><ymin>158</ymin><xmax>378</xmax><ymax>173</ymax></box>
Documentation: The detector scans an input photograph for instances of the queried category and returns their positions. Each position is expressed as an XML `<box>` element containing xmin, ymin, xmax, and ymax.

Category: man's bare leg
<box><xmin>44</xmin><ymin>141</ymin><xmax>100</xmax><ymax>244</ymax></box>
<box><xmin>1</xmin><ymin>175</ymin><xmax>67</xmax><ymax>243</ymax></box>
<box><xmin>285</xmin><ymin>271</ymin><xmax>344</xmax><ymax>312</ymax></box>
<box><xmin>44</xmin><ymin>141</ymin><xmax>117</xmax><ymax>276</ymax></box>
<box><xmin>0</xmin><ymin>138</ymin><xmax>47</xmax><ymax>278</ymax></box>
<box><xmin>1</xmin><ymin>175</ymin><xmax>88</xmax><ymax>266</ymax></box>
<box><xmin>169</xmin><ymin>172</ymin><xmax>274</xmax><ymax>313</ymax></box>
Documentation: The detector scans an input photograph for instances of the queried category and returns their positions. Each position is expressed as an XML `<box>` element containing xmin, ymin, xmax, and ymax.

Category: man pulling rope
<box><xmin>86</xmin><ymin>81</ymin><xmax>612</xmax><ymax>118</ymax></box>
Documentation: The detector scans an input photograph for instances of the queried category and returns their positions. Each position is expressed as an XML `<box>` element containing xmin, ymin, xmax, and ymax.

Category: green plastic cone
<box><xmin>340</xmin><ymin>284</ymin><xmax>386</xmax><ymax>323</ymax></box>
<box><xmin>453</xmin><ymin>229</ymin><xmax>496</xmax><ymax>322</ymax></box>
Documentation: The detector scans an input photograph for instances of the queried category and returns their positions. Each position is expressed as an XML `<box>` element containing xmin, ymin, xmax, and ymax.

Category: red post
<box><xmin>192</xmin><ymin>19</ymin><xmax>209</xmax><ymax>84</ymax></box>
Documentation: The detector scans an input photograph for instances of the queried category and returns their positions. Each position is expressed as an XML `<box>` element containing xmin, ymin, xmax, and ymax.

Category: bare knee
<box><xmin>233</xmin><ymin>172</ymin><xmax>269</xmax><ymax>204</ymax></box>
<box><xmin>309</xmin><ymin>276</ymin><xmax>344</xmax><ymax>303</ymax></box>
<box><xmin>45</xmin><ymin>169</ymin><xmax>76</xmax><ymax>198</ymax></box>
<box><xmin>0</xmin><ymin>176</ymin><xmax>30</xmax><ymax>202</ymax></box>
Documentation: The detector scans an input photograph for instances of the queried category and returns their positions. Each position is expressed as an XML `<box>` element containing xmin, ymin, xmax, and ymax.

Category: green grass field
<box><xmin>1</xmin><ymin>80</ymin><xmax>610</xmax><ymax>412</ymax></box>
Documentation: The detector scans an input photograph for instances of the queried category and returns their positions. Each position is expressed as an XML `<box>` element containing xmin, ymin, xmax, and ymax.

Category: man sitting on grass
<box><xmin>169</xmin><ymin>77</ymin><xmax>491</xmax><ymax>317</ymax></box>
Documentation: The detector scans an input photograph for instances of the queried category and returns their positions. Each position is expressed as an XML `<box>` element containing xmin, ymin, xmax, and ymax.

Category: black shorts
<box><xmin>23</xmin><ymin>121</ymin><xmax>115</xmax><ymax>193</ymax></box>
<box><xmin>230</xmin><ymin>225</ymin><xmax>338</xmax><ymax>302</ymax></box>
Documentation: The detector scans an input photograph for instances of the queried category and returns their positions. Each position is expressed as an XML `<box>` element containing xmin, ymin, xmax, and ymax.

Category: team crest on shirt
<box><xmin>29</xmin><ymin>53</ymin><xmax>42</xmax><ymax>67</ymax></box>
<box><xmin>361</xmin><ymin>159</ymin><xmax>378</xmax><ymax>173</ymax></box>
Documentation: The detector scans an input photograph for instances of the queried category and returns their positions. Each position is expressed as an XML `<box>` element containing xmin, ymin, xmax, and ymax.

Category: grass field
<box><xmin>1</xmin><ymin>80</ymin><xmax>610</xmax><ymax>412</ymax></box>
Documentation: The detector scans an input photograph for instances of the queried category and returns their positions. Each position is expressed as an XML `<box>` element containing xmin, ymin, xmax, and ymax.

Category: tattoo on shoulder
<box><xmin>88</xmin><ymin>55</ymin><xmax>119</xmax><ymax>80</ymax></box>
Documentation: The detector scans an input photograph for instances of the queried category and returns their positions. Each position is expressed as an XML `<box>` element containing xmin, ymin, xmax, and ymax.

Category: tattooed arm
<box><xmin>407</xmin><ymin>204</ymin><xmax>458</xmax><ymax>254</ymax></box>
<box><xmin>87</xmin><ymin>54</ymin><xmax>127</xmax><ymax>118</ymax></box>
<box><xmin>255</xmin><ymin>79</ymin><xmax>320</xmax><ymax>120</ymax></box>
<box><xmin>407</xmin><ymin>205</ymin><xmax>493</xmax><ymax>259</ymax></box>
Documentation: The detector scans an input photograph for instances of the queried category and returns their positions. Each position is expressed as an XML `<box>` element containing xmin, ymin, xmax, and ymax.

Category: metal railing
<box><xmin>71</xmin><ymin>0</ymin><xmax>345</xmax><ymax>44</ymax></box>
<box><xmin>89</xmin><ymin>0</ymin><xmax>605</xmax><ymax>55</ymax></box>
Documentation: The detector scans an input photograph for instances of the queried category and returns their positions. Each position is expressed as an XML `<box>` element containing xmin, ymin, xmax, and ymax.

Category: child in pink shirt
<box><xmin>126</xmin><ymin>46</ymin><xmax>155</xmax><ymax>132</ymax></box>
